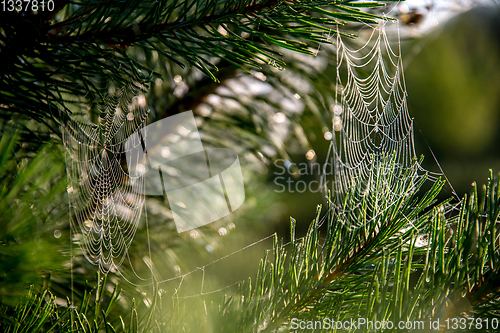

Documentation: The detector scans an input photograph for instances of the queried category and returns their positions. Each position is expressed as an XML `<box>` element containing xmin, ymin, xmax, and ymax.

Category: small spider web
<box><xmin>63</xmin><ymin>81</ymin><xmax>150</xmax><ymax>274</ymax></box>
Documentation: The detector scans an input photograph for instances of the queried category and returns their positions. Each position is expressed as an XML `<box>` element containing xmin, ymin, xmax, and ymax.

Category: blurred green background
<box><xmin>405</xmin><ymin>5</ymin><xmax>500</xmax><ymax>198</ymax></box>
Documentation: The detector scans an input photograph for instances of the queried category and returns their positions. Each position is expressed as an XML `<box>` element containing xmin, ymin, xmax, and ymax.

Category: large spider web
<box><xmin>332</xmin><ymin>23</ymin><xmax>417</xmax><ymax>189</ymax></box>
<box><xmin>63</xmin><ymin>81</ymin><xmax>150</xmax><ymax>274</ymax></box>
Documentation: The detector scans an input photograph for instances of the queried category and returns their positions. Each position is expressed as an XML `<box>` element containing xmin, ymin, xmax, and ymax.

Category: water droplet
<box><xmin>398</xmin><ymin>3</ymin><xmax>409</xmax><ymax>14</ymax></box>
<box><xmin>333</xmin><ymin>117</ymin><xmax>342</xmax><ymax>131</ymax></box>
<box><xmin>332</xmin><ymin>104</ymin><xmax>343</xmax><ymax>115</ymax></box>
<box><xmin>160</xmin><ymin>146</ymin><xmax>170</xmax><ymax>158</ymax></box>
<box><xmin>306</xmin><ymin>150</ymin><xmax>315</xmax><ymax>160</ymax></box>
<box><xmin>136</xmin><ymin>163</ymin><xmax>146</xmax><ymax>174</ymax></box>
<box><xmin>136</xmin><ymin>94</ymin><xmax>146</xmax><ymax>108</ymax></box>
<box><xmin>273</xmin><ymin>112</ymin><xmax>286</xmax><ymax>123</ymax></box>
<box><xmin>174</xmin><ymin>75</ymin><xmax>182</xmax><ymax>83</ymax></box>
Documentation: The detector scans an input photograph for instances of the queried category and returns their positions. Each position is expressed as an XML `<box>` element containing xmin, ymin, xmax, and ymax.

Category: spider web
<box><xmin>63</xmin><ymin>81</ymin><xmax>150</xmax><ymax>274</ymax></box>
<box><xmin>317</xmin><ymin>22</ymin><xmax>444</xmax><ymax>230</ymax></box>
<box><xmin>333</xmin><ymin>22</ymin><xmax>417</xmax><ymax>188</ymax></box>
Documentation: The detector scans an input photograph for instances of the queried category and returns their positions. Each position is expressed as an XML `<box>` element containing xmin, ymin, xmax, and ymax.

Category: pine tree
<box><xmin>1</xmin><ymin>1</ymin><xmax>500</xmax><ymax>332</ymax></box>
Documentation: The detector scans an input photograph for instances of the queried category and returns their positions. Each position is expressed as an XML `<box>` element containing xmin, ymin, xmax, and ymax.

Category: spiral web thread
<box><xmin>63</xmin><ymin>81</ymin><xmax>150</xmax><ymax>274</ymax></box>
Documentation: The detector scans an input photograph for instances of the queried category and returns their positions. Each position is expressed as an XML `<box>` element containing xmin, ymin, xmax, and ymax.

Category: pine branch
<box><xmin>1</xmin><ymin>0</ymin><xmax>390</xmax><ymax>139</ymax></box>
<box><xmin>232</xmin><ymin>166</ymin><xmax>500</xmax><ymax>333</ymax></box>
<box><xmin>47</xmin><ymin>0</ymin><xmax>284</xmax><ymax>44</ymax></box>
<box><xmin>215</xmin><ymin>156</ymin><xmax>443</xmax><ymax>332</ymax></box>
